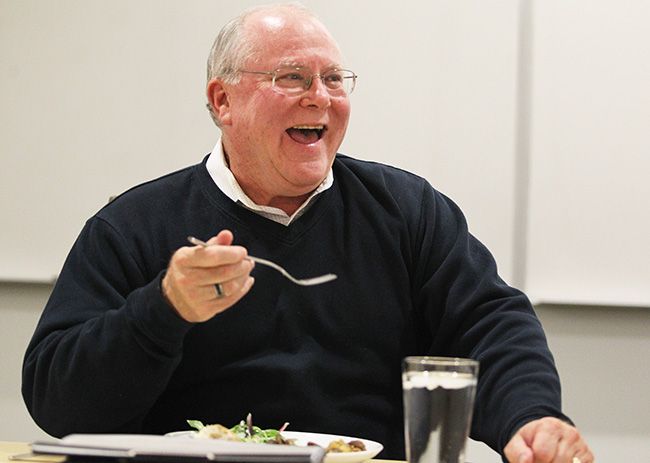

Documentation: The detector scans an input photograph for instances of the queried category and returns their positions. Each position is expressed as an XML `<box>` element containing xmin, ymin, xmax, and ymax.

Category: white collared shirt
<box><xmin>205</xmin><ymin>138</ymin><xmax>334</xmax><ymax>226</ymax></box>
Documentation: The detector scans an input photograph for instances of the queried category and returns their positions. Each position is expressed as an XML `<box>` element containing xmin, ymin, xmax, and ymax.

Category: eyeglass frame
<box><xmin>236</xmin><ymin>66</ymin><xmax>357</xmax><ymax>95</ymax></box>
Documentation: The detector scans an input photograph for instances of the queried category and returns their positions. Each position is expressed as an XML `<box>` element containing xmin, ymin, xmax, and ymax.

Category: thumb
<box><xmin>207</xmin><ymin>229</ymin><xmax>234</xmax><ymax>246</ymax></box>
<box><xmin>504</xmin><ymin>432</ymin><xmax>533</xmax><ymax>463</ymax></box>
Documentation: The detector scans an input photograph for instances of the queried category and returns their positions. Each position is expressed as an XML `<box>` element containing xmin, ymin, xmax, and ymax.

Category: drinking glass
<box><xmin>402</xmin><ymin>356</ymin><xmax>479</xmax><ymax>463</ymax></box>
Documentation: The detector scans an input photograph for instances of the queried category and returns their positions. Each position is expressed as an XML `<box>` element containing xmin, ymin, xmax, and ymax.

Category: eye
<box><xmin>275</xmin><ymin>71</ymin><xmax>306</xmax><ymax>83</ymax></box>
<box><xmin>323</xmin><ymin>71</ymin><xmax>344</xmax><ymax>85</ymax></box>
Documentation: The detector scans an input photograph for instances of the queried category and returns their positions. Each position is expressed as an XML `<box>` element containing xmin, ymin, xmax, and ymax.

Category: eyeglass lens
<box><xmin>273</xmin><ymin>67</ymin><xmax>356</xmax><ymax>94</ymax></box>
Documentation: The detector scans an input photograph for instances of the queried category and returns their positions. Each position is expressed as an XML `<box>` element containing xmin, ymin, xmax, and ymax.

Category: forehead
<box><xmin>243</xmin><ymin>10</ymin><xmax>343</xmax><ymax>67</ymax></box>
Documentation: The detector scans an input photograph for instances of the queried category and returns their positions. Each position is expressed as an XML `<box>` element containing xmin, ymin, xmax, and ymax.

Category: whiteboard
<box><xmin>0</xmin><ymin>0</ymin><xmax>519</xmax><ymax>283</ymax></box>
<box><xmin>524</xmin><ymin>0</ymin><xmax>650</xmax><ymax>306</ymax></box>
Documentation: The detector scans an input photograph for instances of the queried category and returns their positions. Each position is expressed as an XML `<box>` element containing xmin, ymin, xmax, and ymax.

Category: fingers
<box><xmin>207</xmin><ymin>229</ymin><xmax>234</xmax><ymax>246</ymax></box>
<box><xmin>177</xmin><ymin>249</ymin><xmax>251</xmax><ymax>285</ymax></box>
<box><xmin>204</xmin><ymin>263</ymin><xmax>255</xmax><ymax>301</ymax></box>
<box><xmin>162</xmin><ymin>231</ymin><xmax>255</xmax><ymax>322</ymax></box>
<box><xmin>528</xmin><ymin>418</ymin><xmax>565</xmax><ymax>461</ymax></box>
<box><xmin>550</xmin><ymin>425</ymin><xmax>583</xmax><ymax>462</ymax></box>
<box><xmin>214</xmin><ymin>273</ymin><xmax>255</xmax><ymax>306</ymax></box>
<box><xmin>181</xmin><ymin>237</ymin><xmax>245</xmax><ymax>270</ymax></box>
<box><xmin>503</xmin><ymin>432</ymin><xmax>533</xmax><ymax>463</ymax></box>
<box><xmin>504</xmin><ymin>417</ymin><xmax>594</xmax><ymax>463</ymax></box>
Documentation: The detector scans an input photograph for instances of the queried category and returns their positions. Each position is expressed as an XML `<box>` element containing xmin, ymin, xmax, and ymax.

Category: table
<box><xmin>0</xmin><ymin>441</ymin><xmax>398</xmax><ymax>463</ymax></box>
<box><xmin>0</xmin><ymin>442</ymin><xmax>63</xmax><ymax>463</ymax></box>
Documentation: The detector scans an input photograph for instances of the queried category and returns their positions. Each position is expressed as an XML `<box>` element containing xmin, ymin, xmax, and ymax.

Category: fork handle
<box><xmin>246</xmin><ymin>256</ymin><xmax>291</xmax><ymax>278</ymax></box>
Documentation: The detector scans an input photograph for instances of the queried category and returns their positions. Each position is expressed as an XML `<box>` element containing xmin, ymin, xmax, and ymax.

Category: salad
<box><xmin>186</xmin><ymin>414</ymin><xmax>366</xmax><ymax>453</ymax></box>
<box><xmin>188</xmin><ymin>413</ymin><xmax>293</xmax><ymax>444</ymax></box>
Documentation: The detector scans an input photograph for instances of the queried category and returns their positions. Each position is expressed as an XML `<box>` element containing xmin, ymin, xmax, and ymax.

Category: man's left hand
<box><xmin>504</xmin><ymin>417</ymin><xmax>594</xmax><ymax>463</ymax></box>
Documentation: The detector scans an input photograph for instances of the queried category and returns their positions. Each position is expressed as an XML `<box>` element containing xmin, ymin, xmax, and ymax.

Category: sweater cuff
<box><xmin>125</xmin><ymin>271</ymin><xmax>194</xmax><ymax>355</ymax></box>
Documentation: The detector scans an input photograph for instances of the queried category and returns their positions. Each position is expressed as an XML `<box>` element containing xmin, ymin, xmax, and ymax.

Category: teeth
<box><xmin>292</xmin><ymin>125</ymin><xmax>324</xmax><ymax>130</ymax></box>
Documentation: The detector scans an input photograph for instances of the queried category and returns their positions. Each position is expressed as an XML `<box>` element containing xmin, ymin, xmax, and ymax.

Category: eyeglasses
<box><xmin>238</xmin><ymin>66</ymin><xmax>357</xmax><ymax>96</ymax></box>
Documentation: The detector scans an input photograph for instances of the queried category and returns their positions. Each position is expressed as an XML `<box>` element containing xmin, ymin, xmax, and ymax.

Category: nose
<box><xmin>300</xmin><ymin>75</ymin><xmax>331</xmax><ymax>109</ymax></box>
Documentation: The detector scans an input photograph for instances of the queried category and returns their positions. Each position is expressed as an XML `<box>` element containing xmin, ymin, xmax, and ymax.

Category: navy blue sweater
<box><xmin>23</xmin><ymin>154</ymin><xmax>568</xmax><ymax>459</ymax></box>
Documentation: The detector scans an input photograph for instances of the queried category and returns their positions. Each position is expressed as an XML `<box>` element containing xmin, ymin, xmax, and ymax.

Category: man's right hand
<box><xmin>161</xmin><ymin>230</ymin><xmax>255</xmax><ymax>322</ymax></box>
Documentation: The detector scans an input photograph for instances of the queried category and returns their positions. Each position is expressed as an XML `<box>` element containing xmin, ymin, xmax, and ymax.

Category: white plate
<box><xmin>165</xmin><ymin>430</ymin><xmax>383</xmax><ymax>463</ymax></box>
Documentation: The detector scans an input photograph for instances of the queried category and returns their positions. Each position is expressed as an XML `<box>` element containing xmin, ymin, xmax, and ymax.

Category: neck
<box><xmin>238</xmin><ymin>180</ymin><xmax>312</xmax><ymax>216</ymax></box>
<box><xmin>220</xmin><ymin>140</ymin><xmax>321</xmax><ymax>216</ymax></box>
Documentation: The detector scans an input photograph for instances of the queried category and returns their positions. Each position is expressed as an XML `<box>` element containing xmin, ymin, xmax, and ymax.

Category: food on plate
<box><xmin>316</xmin><ymin>439</ymin><xmax>366</xmax><ymax>453</ymax></box>
<box><xmin>187</xmin><ymin>414</ymin><xmax>292</xmax><ymax>445</ymax></box>
<box><xmin>186</xmin><ymin>414</ymin><xmax>367</xmax><ymax>453</ymax></box>
<box><xmin>190</xmin><ymin>423</ymin><xmax>242</xmax><ymax>442</ymax></box>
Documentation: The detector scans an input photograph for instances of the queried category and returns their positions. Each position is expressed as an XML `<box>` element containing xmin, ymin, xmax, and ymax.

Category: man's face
<box><xmin>214</xmin><ymin>11</ymin><xmax>351</xmax><ymax>208</ymax></box>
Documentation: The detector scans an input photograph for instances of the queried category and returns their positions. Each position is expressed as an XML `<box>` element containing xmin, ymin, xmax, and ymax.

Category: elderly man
<box><xmin>23</xmin><ymin>4</ymin><xmax>592</xmax><ymax>463</ymax></box>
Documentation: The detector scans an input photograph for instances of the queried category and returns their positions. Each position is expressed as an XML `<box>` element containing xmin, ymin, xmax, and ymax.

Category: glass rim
<box><xmin>403</xmin><ymin>356</ymin><xmax>479</xmax><ymax>367</ymax></box>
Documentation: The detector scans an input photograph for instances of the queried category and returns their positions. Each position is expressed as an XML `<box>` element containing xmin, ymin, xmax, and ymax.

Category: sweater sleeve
<box><xmin>411</xmin><ymin>184</ymin><xmax>571</xmax><ymax>457</ymax></box>
<box><xmin>22</xmin><ymin>216</ymin><xmax>194</xmax><ymax>437</ymax></box>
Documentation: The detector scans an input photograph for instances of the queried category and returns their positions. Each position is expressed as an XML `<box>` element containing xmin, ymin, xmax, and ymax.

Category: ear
<box><xmin>206</xmin><ymin>78</ymin><xmax>232</xmax><ymax>126</ymax></box>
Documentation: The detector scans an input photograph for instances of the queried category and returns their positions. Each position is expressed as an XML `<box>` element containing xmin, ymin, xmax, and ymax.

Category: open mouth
<box><xmin>286</xmin><ymin>125</ymin><xmax>327</xmax><ymax>144</ymax></box>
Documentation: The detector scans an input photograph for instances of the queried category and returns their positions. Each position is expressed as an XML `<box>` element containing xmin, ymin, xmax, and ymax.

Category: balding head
<box><xmin>205</xmin><ymin>3</ymin><xmax>340</xmax><ymax>126</ymax></box>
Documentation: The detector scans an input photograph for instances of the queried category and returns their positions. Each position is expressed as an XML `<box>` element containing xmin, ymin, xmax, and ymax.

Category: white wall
<box><xmin>0</xmin><ymin>0</ymin><xmax>519</xmax><ymax>283</ymax></box>
<box><xmin>0</xmin><ymin>283</ymin><xmax>51</xmax><ymax>442</ymax></box>
<box><xmin>524</xmin><ymin>0</ymin><xmax>650</xmax><ymax>306</ymax></box>
<box><xmin>536</xmin><ymin>305</ymin><xmax>650</xmax><ymax>462</ymax></box>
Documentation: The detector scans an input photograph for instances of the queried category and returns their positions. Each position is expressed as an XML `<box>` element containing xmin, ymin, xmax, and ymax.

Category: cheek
<box><xmin>333</xmin><ymin>100</ymin><xmax>351</xmax><ymax>124</ymax></box>
<box><xmin>232</xmin><ymin>91</ymin><xmax>278</xmax><ymax>124</ymax></box>
<box><xmin>329</xmin><ymin>102</ymin><xmax>351</xmax><ymax>137</ymax></box>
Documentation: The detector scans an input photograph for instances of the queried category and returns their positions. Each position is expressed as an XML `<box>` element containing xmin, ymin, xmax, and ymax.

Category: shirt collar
<box><xmin>205</xmin><ymin>138</ymin><xmax>333</xmax><ymax>226</ymax></box>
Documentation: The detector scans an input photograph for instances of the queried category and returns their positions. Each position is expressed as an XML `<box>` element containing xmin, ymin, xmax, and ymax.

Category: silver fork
<box><xmin>187</xmin><ymin>236</ymin><xmax>337</xmax><ymax>286</ymax></box>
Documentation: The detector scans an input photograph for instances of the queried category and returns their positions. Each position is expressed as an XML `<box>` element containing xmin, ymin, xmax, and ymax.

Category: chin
<box><xmin>287</xmin><ymin>166</ymin><xmax>328</xmax><ymax>189</ymax></box>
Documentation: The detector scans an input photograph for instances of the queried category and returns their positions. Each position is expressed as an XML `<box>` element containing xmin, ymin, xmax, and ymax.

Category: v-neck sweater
<box><xmin>23</xmin><ymin>154</ymin><xmax>568</xmax><ymax>460</ymax></box>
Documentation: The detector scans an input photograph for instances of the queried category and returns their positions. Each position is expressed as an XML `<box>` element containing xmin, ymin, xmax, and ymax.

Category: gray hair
<box><xmin>205</xmin><ymin>2</ymin><xmax>313</xmax><ymax>126</ymax></box>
